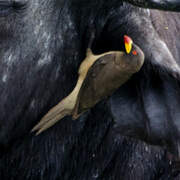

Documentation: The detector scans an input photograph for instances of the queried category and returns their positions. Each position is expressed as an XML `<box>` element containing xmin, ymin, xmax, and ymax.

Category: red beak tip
<box><xmin>124</xmin><ymin>35</ymin><xmax>132</xmax><ymax>44</ymax></box>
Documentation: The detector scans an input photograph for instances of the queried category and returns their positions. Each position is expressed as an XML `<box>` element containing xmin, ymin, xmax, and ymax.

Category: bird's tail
<box><xmin>31</xmin><ymin>93</ymin><xmax>76</xmax><ymax>135</ymax></box>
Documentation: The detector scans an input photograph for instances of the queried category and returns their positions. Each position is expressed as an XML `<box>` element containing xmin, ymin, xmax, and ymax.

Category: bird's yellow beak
<box><xmin>124</xmin><ymin>35</ymin><xmax>133</xmax><ymax>54</ymax></box>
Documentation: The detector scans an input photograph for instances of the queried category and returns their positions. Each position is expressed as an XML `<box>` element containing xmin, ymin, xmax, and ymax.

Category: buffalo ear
<box><xmin>125</xmin><ymin>0</ymin><xmax>180</xmax><ymax>12</ymax></box>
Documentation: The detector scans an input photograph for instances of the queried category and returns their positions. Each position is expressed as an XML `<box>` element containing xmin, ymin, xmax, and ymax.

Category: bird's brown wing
<box><xmin>72</xmin><ymin>49</ymin><xmax>145</xmax><ymax>119</ymax></box>
<box><xmin>72</xmin><ymin>53</ymin><xmax>119</xmax><ymax>119</ymax></box>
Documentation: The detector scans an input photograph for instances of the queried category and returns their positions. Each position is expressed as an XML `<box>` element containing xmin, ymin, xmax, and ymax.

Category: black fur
<box><xmin>0</xmin><ymin>0</ymin><xmax>180</xmax><ymax>179</ymax></box>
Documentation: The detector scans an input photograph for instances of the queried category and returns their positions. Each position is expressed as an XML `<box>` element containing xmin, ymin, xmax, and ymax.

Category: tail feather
<box><xmin>31</xmin><ymin>94</ymin><xmax>76</xmax><ymax>134</ymax></box>
<box><xmin>35</xmin><ymin>109</ymin><xmax>69</xmax><ymax>135</ymax></box>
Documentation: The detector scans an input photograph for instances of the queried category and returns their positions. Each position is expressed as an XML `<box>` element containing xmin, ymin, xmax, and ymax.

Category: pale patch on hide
<box><xmin>42</xmin><ymin>32</ymin><xmax>51</xmax><ymax>49</ymax></box>
<box><xmin>55</xmin><ymin>65</ymin><xmax>61</xmax><ymax>80</ymax></box>
<box><xmin>37</xmin><ymin>54</ymin><xmax>52</xmax><ymax>67</ymax></box>
<box><xmin>146</xmin><ymin>9</ymin><xmax>151</xmax><ymax>17</ymax></box>
<box><xmin>34</xmin><ymin>20</ymin><xmax>43</xmax><ymax>35</ymax></box>
<box><xmin>2</xmin><ymin>74</ymin><xmax>7</xmax><ymax>83</ymax></box>
<box><xmin>30</xmin><ymin>99</ymin><xmax>36</xmax><ymax>109</ymax></box>
<box><xmin>4</xmin><ymin>52</ymin><xmax>16</xmax><ymax>66</ymax></box>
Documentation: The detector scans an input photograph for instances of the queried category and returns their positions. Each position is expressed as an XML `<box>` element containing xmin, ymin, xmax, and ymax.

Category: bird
<box><xmin>32</xmin><ymin>35</ymin><xmax>145</xmax><ymax>135</ymax></box>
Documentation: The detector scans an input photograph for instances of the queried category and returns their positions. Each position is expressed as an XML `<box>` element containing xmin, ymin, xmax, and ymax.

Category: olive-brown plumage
<box><xmin>73</xmin><ymin>44</ymin><xmax>144</xmax><ymax>119</ymax></box>
<box><xmin>32</xmin><ymin>36</ymin><xmax>144</xmax><ymax>135</ymax></box>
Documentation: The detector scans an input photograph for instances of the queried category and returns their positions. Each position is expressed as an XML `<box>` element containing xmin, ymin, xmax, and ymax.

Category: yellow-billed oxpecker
<box><xmin>32</xmin><ymin>35</ymin><xmax>145</xmax><ymax>135</ymax></box>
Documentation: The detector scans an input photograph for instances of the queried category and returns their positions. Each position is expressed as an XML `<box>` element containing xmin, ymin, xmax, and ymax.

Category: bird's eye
<box><xmin>132</xmin><ymin>50</ymin><xmax>138</xmax><ymax>55</ymax></box>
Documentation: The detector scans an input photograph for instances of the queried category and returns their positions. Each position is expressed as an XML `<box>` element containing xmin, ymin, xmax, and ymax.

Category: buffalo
<box><xmin>0</xmin><ymin>0</ymin><xmax>180</xmax><ymax>179</ymax></box>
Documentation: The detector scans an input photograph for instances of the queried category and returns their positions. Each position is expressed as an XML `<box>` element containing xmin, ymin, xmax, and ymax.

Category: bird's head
<box><xmin>124</xmin><ymin>35</ymin><xmax>139</xmax><ymax>56</ymax></box>
<box><xmin>114</xmin><ymin>35</ymin><xmax>145</xmax><ymax>73</ymax></box>
<box><xmin>124</xmin><ymin>35</ymin><xmax>144</xmax><ymax>60</ymax></box>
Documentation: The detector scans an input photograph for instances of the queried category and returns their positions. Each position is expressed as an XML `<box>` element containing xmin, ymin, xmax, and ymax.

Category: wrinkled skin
<box><xmin>125</xmin><ymin>0</ymin><xmax>180</xmax><ymax>11</ymax></box>
<box><xmin>0</xmin><ymin>0</ymin><xmax>180</xmax><ymax>179</ymax></box>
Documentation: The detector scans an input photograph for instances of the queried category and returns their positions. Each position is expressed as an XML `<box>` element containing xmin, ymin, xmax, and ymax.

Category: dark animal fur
<box><xmin>0</xmin><ymin>0</ymin><xmax>180</xmax><ymax>179</ymax></box>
